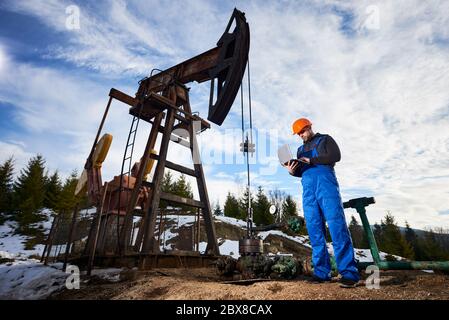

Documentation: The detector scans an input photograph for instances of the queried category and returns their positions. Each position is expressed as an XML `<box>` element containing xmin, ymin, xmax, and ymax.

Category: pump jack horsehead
<box><xmin>64</xmin><ymin>9</ymin><xmax>249</xmax><ymax>271</ymax></box>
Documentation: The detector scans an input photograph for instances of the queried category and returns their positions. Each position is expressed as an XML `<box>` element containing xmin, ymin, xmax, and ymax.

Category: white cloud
<box><xmin>0</xmin><ymin>141</ymin><xmax>34</xmax><ymax>175</ymax></box>
<box><xmin>1</xmin><ymin>0</ymin><xmax>225</xmax><ymax>77</ymax></box>
<box><xmin>239</xmin><ymin>1</ymin><xmax>449</xmax><ymax>229</ymax></box>
<box><xmin>0</xmin><ymin>58</ymin><xmax>142</xmax><ymax>179</ymax></box>
<box><xmin>1</xmin><ymin>0</ymin><xmax>449</xmax><ymax>229</ymax></box>
<box><xmin>0</xmin><ymin>46</ymin><xmax>7</xmax><ymax>75</ymax></box>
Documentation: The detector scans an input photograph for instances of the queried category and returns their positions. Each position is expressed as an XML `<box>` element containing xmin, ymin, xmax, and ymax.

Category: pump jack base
<box><xmin>67</xmin><ymin>252</ymin><xmax>221</xmax><ymax>270</ymax></box>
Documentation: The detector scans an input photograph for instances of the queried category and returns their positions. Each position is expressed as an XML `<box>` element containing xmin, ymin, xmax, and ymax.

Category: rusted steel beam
<box><xmin>140</xmin><ymin>99</ymin><xmax>177</xmax><ymax>254</ymax></box>
<box><xmin>165</xmin><ymin>161</ymin><xmax>196</xmax><ymax>177</ymax></box>
<box><xmin>112</xmin><ymin>87</ymin><xmax>210</xmax><ymax>131</ymax></box>
<box><xmin>44</xmin><ymin>215</ymin><xmax>60</xmax><ymax>265</ymax></box>
<box><xmin>159</xmin><ymin>191</ymin><xmax>204</xmax><ymax>208</ymax></box>
<box><xmin>185</xmin><ymin>93</ymin><xmax>219</xmax><ymax>255</ymax></box>
<box><xmin>63</xmin><ymin>204</ymin><xmax>78</xmax><ymax>271</ymax></box>
<box><xmin>86</xmin><ymin>96</ymin><xmax>113</xmax><ymax>166</ymax></box>
<box><xmin>96</xmin><ymin>215</ymin><xmax>108</xmax><ymax>255</ymax></box>
<box><xmin>196</xmin><ymin>208</ymin><xmax>201</xmax><ymax>251</ymax></box>
<box><xmin>137</xmin><ymin>47</ymin><xmax>220</xmax><ymax>95</ymax></box>
<box><xmin>129</xmin><ymin>92</ymin><xmax>174</xmax><ymax>121</ymax></box>
<box><xmin>138</xmin><ymin>9</ymin><xmax>249</xmax><ymax>126</ymax></box>
<box><xmin>109</xmin><ymin>88</ymin><xmax>138</xmax><ymax>107</ymax></box>
<box><xmin>87</xmin><ymin>183</ymin><xmax>109</xmax><ymax>275</ymax></box>
<box><xmin>41</xmin><ymin>213</ymin><xmax>58</xmax><ymax>263</ymax></box>
<box><xmin>148</xmin><ymin>153</ymin><xmax>196</xmax><ymax>177</ymax></box>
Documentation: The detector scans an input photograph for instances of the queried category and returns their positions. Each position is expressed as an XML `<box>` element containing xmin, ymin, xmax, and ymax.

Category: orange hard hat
<box><xmin>292</xmin><ymin>118</ymin><xmax>312</xmax><ymax>135</ymax></box>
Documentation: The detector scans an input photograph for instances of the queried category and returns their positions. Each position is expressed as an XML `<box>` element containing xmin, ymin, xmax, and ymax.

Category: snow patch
<box><xmin>0</xmin><ymin>209</ymin><xmax>54</xmax><ymax>258</ymax></box>
<box><xmin>258</xmin><ymin>230</ymin><xmax>312</xmax><ymax>248</ymax></box>
<box><xmin>198</xmin><ymin>239</ymin><xmax>240</xmax><ymax>259</ymax></box>
<box><xmin>0</xmin><ymin>220</ymin><xmax>45</xmax><ymax>257</ymax></box>
<box><xmin>354</xmin><ymin>249</ymin><xmax>404</xmax><ymax>263</ymax></box>
<box><xmin>89</xmin><ymin>268</ymin><xmax>123</xmax><ymax>282</ymax></box>
<box><xmin>0</xmin><ymin>260</ymin><xmax>67</xmax><ymax>300</ymax></box>
<box><xmin>215</xmin><ymin>216</ymin><xmax>248</xmax><ymax>228</ymax></box>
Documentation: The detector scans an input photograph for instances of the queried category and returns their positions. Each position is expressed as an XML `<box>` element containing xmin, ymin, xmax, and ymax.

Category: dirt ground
<box><xmin>50</xmin><ymin>267</ymin><xmax>449</xmax><ymax>300</ymax></box>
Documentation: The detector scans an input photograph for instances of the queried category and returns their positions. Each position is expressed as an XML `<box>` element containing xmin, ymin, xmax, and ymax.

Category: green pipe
<box><xmin>344</xmin><ymin>197</ymin><xmax>449</xmax><ymax>272</ymax></box>
<box><xmin>357</xmin><ymin>206</ymin><xmax>382</xmax><ymax>264</ymax></box>
<box><xmin>358</xmin><ymin>260</ymin><xmax>449</xmax><ymax>270</ymax></box>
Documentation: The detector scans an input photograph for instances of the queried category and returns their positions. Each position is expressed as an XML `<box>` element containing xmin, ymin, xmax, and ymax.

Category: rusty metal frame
<box><xmin>57</xmin><ymin>8</ymin><xmax>251</xmax><ymax>271</ymax></box>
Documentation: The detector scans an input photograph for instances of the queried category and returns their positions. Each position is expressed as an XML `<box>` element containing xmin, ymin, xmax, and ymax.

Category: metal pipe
<box><xmin>345</xmin><ymin>197</ymin><xmax>449</xmax><ymax>272</ymax></box>
<box><xmin>357</xmin><ymin>207</ymin><xmax>382</xmax><ymax>264</ymax></box>
<box><xmin>358</xmin><ymin>260</ymin><xmax>449</xmax><ymax>270</ymax></box>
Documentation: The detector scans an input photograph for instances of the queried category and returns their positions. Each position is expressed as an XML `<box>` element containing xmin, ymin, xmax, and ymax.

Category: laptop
<box><xmin>277</xmin><ymin>144</ymin><xmax>307</xmax><ymax>166</ymax></box>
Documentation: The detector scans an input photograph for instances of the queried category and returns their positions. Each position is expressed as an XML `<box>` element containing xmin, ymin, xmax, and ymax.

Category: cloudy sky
<box><xmin>1</xmin><ymin>0</ymin><xmax>449</xmax><ymax>230</ymax></box>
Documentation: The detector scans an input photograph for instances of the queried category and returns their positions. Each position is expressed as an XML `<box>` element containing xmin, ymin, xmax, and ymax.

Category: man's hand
<box><xmin>283</xmin><ymin>160</ymin><xmax>299</xmax><ymax>175</ymax></box>
<box><xmin>299</xmin><ymin>157</ymin><xmax>310</xmax><ymax>164</ymax></box>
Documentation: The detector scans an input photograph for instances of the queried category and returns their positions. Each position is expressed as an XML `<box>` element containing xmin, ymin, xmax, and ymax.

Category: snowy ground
<box><xmin>0</xmin><ymin>211</ymin><xmax>53</xmax><ymax>257</ymax></box>
<box><xmin>0</xmin><ymin>250</ymin><xmax>126</xmax><ymax>300</ymax></box>
<box><xmin>215</xmin><ymin>215</ymin><xmax>248</xmax><ymax>228</ymax></box>
<box><xmin>216</xmin><ymin>216</ymin><xmax>400</xmax><ymax>264</ymax></box>
<box><xmin>0</xmin><ymin>210</ymin><xmax>65</xmax><ymax>299</ymax></box>
<box><xmin>0</xmin><ymin>254</ymin><xmax>68</xmax><ymax>300</ymax></box>
<box><xmin>0</xmin><ymin>212</ymin><xmax>409</xmax><ymax>299</ymax></box>
<box><xmin>0</xmin><ymin>209</ymin><xmax>124</xmax><ymax>299</ymax></box>
<box><xmin>156</xmin><ymin>215</ymin><xmax>406</xmax><ymax>263</ymax></box>
<box><xmin>159</xmin><ymin>215</ymin><xmax>196</xmax><ymax>251</ymax></box>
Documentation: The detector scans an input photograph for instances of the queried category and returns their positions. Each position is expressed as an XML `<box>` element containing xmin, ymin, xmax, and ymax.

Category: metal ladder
<box><xmin>117</xmin><ymin>115</ymin><xmax>141</xmax><ymax>253</ymax></box>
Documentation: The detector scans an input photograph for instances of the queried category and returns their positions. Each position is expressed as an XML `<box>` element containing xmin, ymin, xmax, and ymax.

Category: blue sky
<box><xmin>1</xmin><ymin>0</ymin><xmax>449</xmax><ymax>230</ymax></box>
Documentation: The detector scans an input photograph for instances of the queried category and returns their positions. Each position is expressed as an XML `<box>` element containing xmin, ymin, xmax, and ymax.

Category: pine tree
<box><xmin>160</xmin><ymin>171</ymin><xmax>174</xmax><ymax>209</ymax></box>
<box><xmin>172</xmin><ymin>174</ymin><xmax>193</xmax><ymax>199</ymax></box>
<box><xmin>13</xmin><ymin>155</ymin><xmax>47</xmax><ymax>229</ymax></box>
<box><xmin>433</xmin><ymin>227</ymin><xmax>449</xmax><ymax>259</ymax></box>
<box><xmin>348</xmin><ymin>216</ymin><xmax>369</xmax><ymax>248</ymax></box>
<box><xmin>161</xmin><ymin>171</ymin><xmax>173</xmax><ymax>192</ymax></box>
<box><xmin>224</xmin><ymin>192</ymin><xmax>242</xmax><ymax>219</ymax></box>
<box><xmin>159</xmin><ymin>172</ymin><xmax>194</xmax><ymax>211</ymax></box>
<box><xmin>44</xmin><ymin>171</ymin><xmax>62</xmax><ymax>210</ymax></box>
<box><xmin>253</xmin><ymin>186</ymin><xmax>273</xmax><ymax>226</ymax></box>
<box><xmin>213</xmin><ymin>202</ymin><xmax>223</xmax><ymax>216</ymax></box>
<box><xmin>379</xmin><ymin>213</ymin><xmax>397</xmax><ymax>254</ymax></box>
<box><xmin>433</xmin><ymin>227</ymin><xmax>449</xmax><ymax>252</ymax></box>
<box><xmin>404</xmin><ymin>221</ymin><xmax>424</xmax><ymax>260</ymax></box>
<box><xmin>398</xmin><ymin>235</ymin><xmax>415</xmax><ymax>260</ymax></box>
<box><xmin>379</xmin><ymin>212</ymin><xmax>414</xmax><ymax>259</ymax></box>
<box><xmin>281</xmin><ymin>195</ymin><xmax>297</xmax><ymax>222</ymax></box>
<box><xmin>0</xmin><ymin>157</ymin><xmax>15</xmax><ymax>215</ymax></box>
<box><xmin>373</xmin><ymin>223</ymin><xmax>382</xmax><ymax>243</ymax></box>
<box><xmin>419</xmin><ymin>229</ymin><xmax>449</xmax><ymax>260</ymax></box>
<box><xmin>238</xmin><ymin>188</ymin><xmax>254</xmax><ymax>221</ymax></box>
<box><xmin>171</xmin><ymin>174</ymin><xmax>193</xmax><ymax>212</ymax></box>
<box><xmin>54</xmin><ymin>171</ymin><xmax>80</xmax><ymax>216</ymax></box>
<box><xmin>349</xmin><ymin>215</ymin><xmax>363</xmax><ymax>248</ymax></box>
<box><xmin>297</xmin><ymin>217</ymin><xmax>308</xmax><ymax>236</ymax></box>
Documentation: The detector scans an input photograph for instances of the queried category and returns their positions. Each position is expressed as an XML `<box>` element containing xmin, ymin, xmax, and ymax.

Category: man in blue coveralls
<box><xmin>284</xmin><ymin>118</ymin><xmax>359</xmax><ymax>288</ymax></box>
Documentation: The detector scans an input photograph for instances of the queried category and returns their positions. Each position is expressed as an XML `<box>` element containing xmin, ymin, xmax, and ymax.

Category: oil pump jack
<box><xmin>60</xmin><ymin>9</ymin><xmax>251</xmax><ymax>271</ymax></box>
